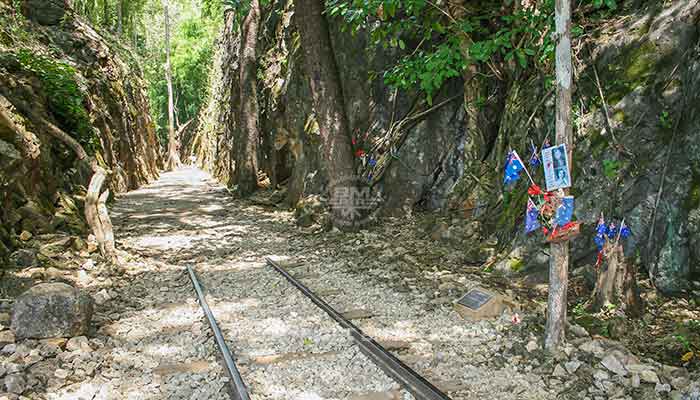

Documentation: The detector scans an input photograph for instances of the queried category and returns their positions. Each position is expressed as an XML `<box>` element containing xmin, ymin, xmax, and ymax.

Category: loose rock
<box><xmin>3</xmin><ymin>374</ymin><xmax>26</xmax><ymax>394</ymax></box>
<box><xmin>65</xmin><ymin>336</ymin><xmax>91</xmax><ymax>352</ymax></box>
<box><xmin>11</xmin><ymin>282</ymin><xmax>94</xmax><ymax>339</ymax></box>
<box><xmin>601</xmin><ymin>353</ymin><xmax>627</xmax><ymax>376</ymax></box>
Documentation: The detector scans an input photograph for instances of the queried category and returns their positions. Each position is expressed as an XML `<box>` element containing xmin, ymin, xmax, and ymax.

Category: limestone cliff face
<box><xmin>0</xmin><ymin>0</ymin><xmax>161</xmax><ymax>262</ymax></box>
<box><xmin>188</xmin><ymin>1</ymin><xmax>466</xmax><ymax>211</ymax></box>
<box><xmin>190</xmin><ymin>0</ymin><xmax>700</xmax><ymax>294</ymax></box>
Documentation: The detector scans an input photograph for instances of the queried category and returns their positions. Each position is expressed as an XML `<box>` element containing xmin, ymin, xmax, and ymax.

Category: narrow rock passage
<box><xmin>49</xmin><ymin>167</ymin><xmax>555</xmax><ymax>400</ymax></box>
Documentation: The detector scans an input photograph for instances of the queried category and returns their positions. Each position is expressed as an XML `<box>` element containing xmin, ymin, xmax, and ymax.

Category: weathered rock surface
<box><xmin>187</xmin><ymin>0</ymin><xmax>700</xmax><ymax>294</ymax></box>
<box><xmin>11</xmin><ymin>283</ymin><xmax>93</xmax><ymax>339</ymax></box>
<box><xmin>21</xmin><ymin>0</ymin><xmax>67</xmax><ymax>25</ymax></box>
<box><xmin>0</xmin><ymin>0</ymin><xmax>161</xmax><ymax>264</ymax></box>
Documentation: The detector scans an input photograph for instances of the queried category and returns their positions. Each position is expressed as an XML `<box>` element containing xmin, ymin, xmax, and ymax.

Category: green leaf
<box><xmin>516</xmin><ymin>50</ymin><xmax>527</xmax><ymax>68</ymax></box>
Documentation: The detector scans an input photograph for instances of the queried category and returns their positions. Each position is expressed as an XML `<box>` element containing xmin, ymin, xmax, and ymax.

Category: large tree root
<box><xmin>592</xmin><ymin>243</ymin><xmax>643</xmax><ymax>317</ymax></box>
<box><xmin>85</xmin><ymin>165</ymin><xmax>117</xmax><ymax>264</ymax></box>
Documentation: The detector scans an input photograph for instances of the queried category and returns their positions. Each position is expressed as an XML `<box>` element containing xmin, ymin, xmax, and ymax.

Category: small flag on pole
<box><xmin>525</xmin><ymin>197</ymin><xmax>541</xmax><ymax>233</ymax></box>
<box><xmin>529</xmin><ymin>141</ymin><xmax>541</xmax><ymax>168</ymax></box>
<box><xmin>594</xmin><ymin>214</ymin><xmax>606</xmax><ymax>250</ymax></box>
<box><xmin>620</xmin><ymin>221</ymin><xmax>631</xmax><ymax>239</ymax></box>
<box><xmin>555</xmin><ymin>196</ymin><xmax>574</xmax><ymax>227</ymax></box>
<box><xmin>503</xmin><ymin>150</ymin><xmax>526</xmax><ymax>186</ymax></box>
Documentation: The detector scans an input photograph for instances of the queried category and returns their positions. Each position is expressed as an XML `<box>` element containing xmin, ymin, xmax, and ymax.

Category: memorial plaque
<box><xmin>454</xmin><ymin>287</ymin><xmax>507</xmax><ymax>320</ymax></box>
<box><xmin>457</xmin><ymin>289</ymin><xmax>493</xmax><ymax>310</ymax></box>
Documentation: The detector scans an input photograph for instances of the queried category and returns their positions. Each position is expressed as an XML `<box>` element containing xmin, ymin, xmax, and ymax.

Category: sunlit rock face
<box><xmin>189</xmin><ymin>2</ymin><xmax>700</xmax><ymax>293</ymax></box>
<box><xmin>0</xmin><ymin>0</ymin><xmax>161</xmax><ymax>263</ymax></box>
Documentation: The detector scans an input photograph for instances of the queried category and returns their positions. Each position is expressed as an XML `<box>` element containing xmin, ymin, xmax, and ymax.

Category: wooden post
<box><xmin>545</xmin><ymin>0</ymin><xmax>573</xmax><ymax>351</ymax></box>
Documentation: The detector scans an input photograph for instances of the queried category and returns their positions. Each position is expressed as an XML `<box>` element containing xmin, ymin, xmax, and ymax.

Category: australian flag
<box><xmin>620</xmin><ymin>221</ymin><xmax>632</xmax><ymax>239</ymax></box>
<box><xmin>504</xmin><ymin>150</ymin><xmax>525</xmax><ymax>186</ymax></box>
<box><xmin>555</xmin><ymin>196</ymin><xmax>574</xmax><ymax>227</ymax></box>
<box><xmin>529</xmin><ymin>142</ymin><xmax>541</xmax><ymax>168</ymax></box>
<box><xmin>525</xmin><ymin>198</ymin><xmax>541</xmax><ymax>234</ymax></box>
<box><xmin>594</xmin><ymin>215</ymin><xmax>607</xmax><ymax>250</ymax></box>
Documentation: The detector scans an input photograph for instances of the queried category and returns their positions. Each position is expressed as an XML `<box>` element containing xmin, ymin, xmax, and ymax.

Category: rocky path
<box><xmin>56</xmin><ymin>167</ymin><xmax>414</xmax><ymax>400</ymax></box>
<box><xmin>3</xmin><ymin>167</ymin><xmax>695</xmax><ymax>400</ymax></box>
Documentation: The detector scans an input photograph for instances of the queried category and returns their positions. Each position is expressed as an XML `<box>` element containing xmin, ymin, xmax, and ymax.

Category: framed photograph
<box><xmin>542</xmin><ymin>144</ymin><xmax>571</xmax><ymax>191</ymax></box>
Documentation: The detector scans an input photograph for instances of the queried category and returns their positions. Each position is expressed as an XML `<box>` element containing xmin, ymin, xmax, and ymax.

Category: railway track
<box><xmin>187</xmin><ymin>260</ymin><xmax>453</xmax><ymax>400</ymax></box>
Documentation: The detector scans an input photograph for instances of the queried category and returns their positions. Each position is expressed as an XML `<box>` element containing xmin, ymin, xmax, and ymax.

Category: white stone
<box><xmin>655</xmin><ymin>383</ymin><xmax>671</xmax><ymax>393</ymax></box>
<box><xmin>66</xmin><ymin>336</ymin><xmax>91</xmax><ymax>352</ymax></box>
<box><xmin>601</xmin><ymin>354</ymin><xmax>627</xmax><ymax>376</ymax></box>
<box><xmin>526</xmin><ymin>340</ymin><xmax>538</xmax><ymax>352</ymax></box>
<box><xmin>565</xmin><ymin>360</ymin><xmax>582</xmax><ymax>374</ymax></box>
<box><xmin>94</xmin><ymin>289</ymin><xmax>110</xmax><ymax>305</ymax></box>
<box><xmin>640</xmin><ymin>370</ymin><xmax>659</xmax><ymax>384</ymax></box>
<box><xmin>54</xmin><ymin>369</ymin><xmax>69</xmax><ymax>379</ymax></box>
<box><xmin>593</xmin><ymin>370</ymin><xmax>610</xmax><ymax>382</ymax></box>
<box><xmin>631</xmin><ymin>373</ymin><xmax>641</xmax><ymax>388</ymax></box>
<box><xmin>552</xmin><ymin>364</ymin><xmax>567</xmax><ymax>377</ymax></box>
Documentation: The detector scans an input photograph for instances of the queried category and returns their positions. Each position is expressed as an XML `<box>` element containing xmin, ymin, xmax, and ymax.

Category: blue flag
<box><xmin>620</xmin><ymin>221</ymin><xmax>631</xmax><ymax>239</ymax></box>
<box><xmin>555</xmin><ymin>196</ymin><xmax>574</xmax><ymax>227</ymax></box>
<box><xmin>504</xmin><ymin>150</ymin><xmax>525</xmax><ymax>186</ymax></box>
<box><xmin>594</xmin><ymin>215</ymin><xmax>606</xmax><ymax>250</ymax></box>
<box><xmin>607</xmin><ymin>222</ymin><xmax>618</xmax><ymax>239</ymax></box>
<box><xmin>529</xmin><ymin>142</ymin><xmax>541</xmax><ymax>168</ymax></box>
<box><xmin>525</xmin><ymin>198</ymin><xmax>541</xmax><ymax>233</ymax></box>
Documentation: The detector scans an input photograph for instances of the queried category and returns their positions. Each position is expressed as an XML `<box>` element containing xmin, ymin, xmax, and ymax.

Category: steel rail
<box><xmin>187</xmin><ymin>266</ymin><xmax>251</xmax><ymax>400</ymax></box>
<box><xmin>265</xmin><ymin>258</ymin><xmax>452</xmax><ymax>400</ymax></box>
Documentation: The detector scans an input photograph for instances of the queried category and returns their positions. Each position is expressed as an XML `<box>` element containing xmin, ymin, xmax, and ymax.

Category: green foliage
<box><xmin>327</xmin><ymin>0</ymin><xmax>619</xmax><ymax>102</ymax></box>
<box><xmin>14</xmin><ymin>50</ymin><xmax>98</xmax><ymax>153</ymax></box>
<box><xmin>602</xmin><ymin>159</ymin><xmax>620</xmax><ymax>180</ymax></box>
<box><xmin>143</xmin><ymin>5</ymin><xmax>220</xmax><ymax>144</ymax></box>
<box><xmin>327</xmin><ymin>0</ymin><xmax>556</xmax><ymax>103</ymax></box>
<box><xmin>572</xmin><ymin>302</ymin><xmax>587</xmax><ymax>318</ymax></box>
<box><xmin>592</xmin><ymin>0</ymin><xmax>617</xmax><ymax>10</ymax></box>
<box><xmin>675</xmin><ymin>333</ymin><xmax>692</xmax><ymax>352</ymax></box>
<box><xmin>659</xmin><ymin>110</ymin><xmax>673</xmax><ymax>129</ymax></box>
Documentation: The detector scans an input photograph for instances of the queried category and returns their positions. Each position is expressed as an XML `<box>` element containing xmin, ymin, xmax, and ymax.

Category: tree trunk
<box><xmin>102</xmin><ymin>0</ymin><xmax>109</xmax><ymax>28</ymax></box>
<box><xmin>592</xmin><ymin>243</ymin><xmax>643</xmax><ymax>316</ymax></box>
<box><xmin>545</xmin><ymin>0</ymin><xmax>573</xmax><ymax>352</ymax></box>
<box><xmin>295</xmin><ymin>0</ymin><xmax>360</xmax><ymax>230</ymax></box>
<box><xmin>163</xmin><ymin>0</ymin><xmax>180</xmax><ymax>171</ymax></box>
<box><xmin>235</xmin><ymin>0</ymin><xmax>261</xmax><ymax>196</ymax></box>
<box><xmin>116</xmin><ymin>0</ymin><xmax>123</xmax><ymax>36</ymax></box>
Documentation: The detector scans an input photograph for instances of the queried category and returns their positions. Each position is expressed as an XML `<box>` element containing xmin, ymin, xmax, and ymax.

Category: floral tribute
<box><xmin>503</xmin><ymin>145</ymin><xmax>580</xmax><ymax>243</ymax></box>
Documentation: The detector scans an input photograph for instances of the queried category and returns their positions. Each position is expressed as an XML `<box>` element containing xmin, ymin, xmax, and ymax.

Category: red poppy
<box><xmin>351</xmin><ymin>137</ymin><xmax>357</xmax><ymax>145</ymax></box>
<box><xmin>355</xmin><ymin>149</ymin><xmax>366</xmax><ymax>157</ymax></box>
<box><xmin>528</xmin><ymin>184</ymin><xmax>542</xmax><ymax>196</ymax></box>
<box><xmin>542</xmin><ymin>227</ymin><xmax>549</xmax><ymax>235</ymax></box>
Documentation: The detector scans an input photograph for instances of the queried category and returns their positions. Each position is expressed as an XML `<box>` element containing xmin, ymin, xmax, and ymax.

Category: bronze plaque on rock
<box><xmin>457</xmin><ymin>289</ymin><xmax>493</xmax><ymax>310</ymax></box>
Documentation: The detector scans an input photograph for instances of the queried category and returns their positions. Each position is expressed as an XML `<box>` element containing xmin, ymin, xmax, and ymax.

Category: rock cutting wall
<box><xmin>0</xmin><ymin>0</ymin><xmax>162</xmax><ymax>263</ymax></box>
<box><xmin>189</xmin><ymin>0</ymin><xmax>700</xmax><ymax>294</ymax></box>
